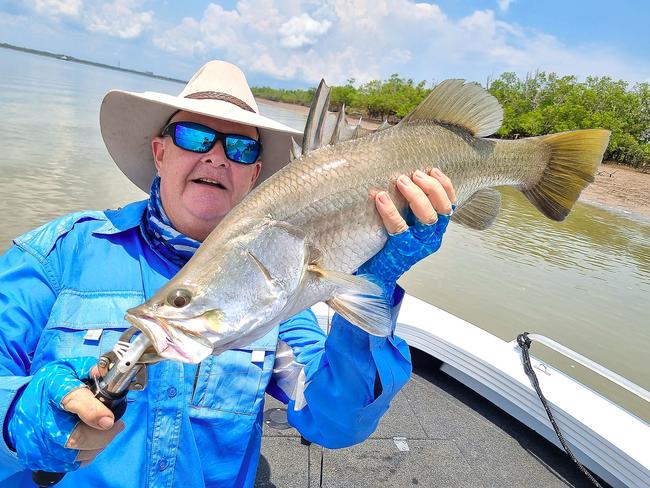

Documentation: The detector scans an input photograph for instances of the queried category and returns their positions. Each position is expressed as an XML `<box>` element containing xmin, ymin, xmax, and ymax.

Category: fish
<box><xmin>125</xmin><ymin>79</ymin><xmax>610</xmax><ymax>364</ymax></box>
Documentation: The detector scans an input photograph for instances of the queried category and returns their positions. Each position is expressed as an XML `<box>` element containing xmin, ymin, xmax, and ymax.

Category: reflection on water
<box><xmin>1</xmin><ymin>48</ymin><xmax>649</xmax><ymax>421</ymax></box>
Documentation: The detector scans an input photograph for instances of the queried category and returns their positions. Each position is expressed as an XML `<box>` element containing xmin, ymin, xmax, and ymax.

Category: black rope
<box><xmin>516</xmin><ymin>333</ymin><xmax>603</xmax><ymax>488</ymax></box>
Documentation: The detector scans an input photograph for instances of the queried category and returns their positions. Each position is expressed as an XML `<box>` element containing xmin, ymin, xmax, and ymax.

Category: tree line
<box><xmin>252</xmin><ymin>72</ymin><xmax>650</xmax><ymax>169</ymax></box>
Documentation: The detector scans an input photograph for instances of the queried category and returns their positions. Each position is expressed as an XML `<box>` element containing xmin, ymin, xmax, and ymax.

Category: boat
<box><xmin>255</xmin><ymin>296</ymin><xmax>650</xmax><ymax>487</ymax></box>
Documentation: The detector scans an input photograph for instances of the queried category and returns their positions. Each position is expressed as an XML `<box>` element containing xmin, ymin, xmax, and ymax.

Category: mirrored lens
<box><xmin>225</xmin><ymin>136</ymin><xmax>260</xmax><ymax>164</ymax></box>
<box><xmin>174</xmin><ymin>123</ymin><xmax>216</xmax><ymax>153</ymax></box>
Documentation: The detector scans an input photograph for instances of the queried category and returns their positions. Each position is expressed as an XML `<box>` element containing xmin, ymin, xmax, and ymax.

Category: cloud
<box><xmin>21</xmin><ymin>0</ymin><xmax>152</xmax><ymax>39</ymax></box>
<box><xmin>497</xmin><ymin>0</ymin><xmax>514</xmax><ymax>13</ymax></box>
<box><xmin>85</xmin><ymin>0</ymin><xmax>153</xmax><ymax>39</ymax></box>
<box><xmin>279</xmin><ymin>13</ymin><xmax>332</xmax><ymax>49</ymax></box>
<box><xmin>152</xmin><ymin>17</ymin><xmax>205</xmax><ymax>55</ymax></box>
<box><xmin>26</xmin><ymin>0</ymin><xmax>82</xmax><ymax>17</ymax></box>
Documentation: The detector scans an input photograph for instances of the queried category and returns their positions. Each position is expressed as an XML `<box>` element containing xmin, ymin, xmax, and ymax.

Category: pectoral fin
<box><xmin>308</xmin><ymin>264</ymin><xmax>391</xmax><ymax>336</ymax></box>
<box><xmin>452</xmin><ymin>188</ymin><xmax>502</xmax><ymax>230</ymax></box>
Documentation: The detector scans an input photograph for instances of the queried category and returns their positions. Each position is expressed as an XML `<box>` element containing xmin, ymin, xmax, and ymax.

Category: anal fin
<box><xmin>452</xmin><ymin>188</ymin><xmax>501</xmax><ymax>230</ymax></box>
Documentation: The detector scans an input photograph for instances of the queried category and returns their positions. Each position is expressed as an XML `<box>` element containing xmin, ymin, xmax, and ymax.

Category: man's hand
<box><xmin>358</xmin><ymin>168</ymin><xmax>457</xmax><ymax>299</ymax></box>
<box><xmin>7</xmin><ymin>357</ymin><xmax>125</xmax><ymax>472</ymax></box>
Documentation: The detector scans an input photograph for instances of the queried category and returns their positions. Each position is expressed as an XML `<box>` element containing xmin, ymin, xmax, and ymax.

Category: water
<box><xmin>1</xmin><ymin>48</ymin><xmax>649</xmax><ymax>421</ymax></box>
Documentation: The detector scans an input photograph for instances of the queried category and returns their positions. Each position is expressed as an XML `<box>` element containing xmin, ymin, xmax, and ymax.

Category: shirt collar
<box><xmin>92</xmin><ymin>200</ymin><xmax>148</xmax><ymax>236</ymax></box>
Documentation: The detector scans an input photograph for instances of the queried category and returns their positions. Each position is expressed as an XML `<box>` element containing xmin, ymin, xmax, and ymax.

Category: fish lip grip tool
<box><xmin>32</xmin><ymin>327</ymin><xmax>157</xmax><ymax>487</ymax></box>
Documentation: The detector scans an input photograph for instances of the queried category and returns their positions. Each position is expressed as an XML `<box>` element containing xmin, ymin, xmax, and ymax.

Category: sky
<box><xmin>0</xmin><ymin>0</ymin><xmax>649</xmax><ymax>88</ymax></box>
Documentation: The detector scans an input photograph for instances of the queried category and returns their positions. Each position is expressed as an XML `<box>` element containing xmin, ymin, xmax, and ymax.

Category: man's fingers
<box><xmin>66</xmin><ymin>420</ymin><xmax>125</xmax><ymax>451</ymax></box>
<box><xmin>429</xmin><ymin>168</ymin><xmax>457</xmax><ymax>207</ymax></box>
<box><xmin>376</xmin><ymin>169</ymin><xmax>456</xmax><ymax>233</ymax></box>
<box><xmin>375</xmin><ymin>191</ymin><xmax>408</xmax><ymax>235</ymax></box>
<box><xmin>61</xmin><ymin>387</ymin><xmax>115</xmax><ymax>430</ymax></box>
<box><xmin>398</xmin><ymin>173</ymin><xmax>438</xmax><ymax>224</ymax></box>
<box><xmin>411</xmin><ymin>170</ymin><xmax>455</xmax><ymax>218</ymax></box>
<box><xmin>90</xmin><ymin>363</ymin><xmax>108</xmax><ymax>379</ymax></box>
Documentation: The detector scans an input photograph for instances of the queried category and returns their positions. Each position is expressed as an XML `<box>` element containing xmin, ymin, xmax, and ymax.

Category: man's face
<box><xmin>152</xmin><ymin>111</ymin><xmax>262</xmax><ymax>241</ymax></box>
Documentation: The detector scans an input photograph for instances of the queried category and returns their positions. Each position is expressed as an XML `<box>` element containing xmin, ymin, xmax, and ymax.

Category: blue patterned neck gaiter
<box><xmin>140</xmin><ymin>176</ymin><xmax>201</xmax><ymax>267</ymax></box>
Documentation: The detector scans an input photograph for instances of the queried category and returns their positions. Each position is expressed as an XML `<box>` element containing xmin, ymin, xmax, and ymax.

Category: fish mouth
<box><xmin>125</xmin><ymin>309</ymin><xmax>214</xmax><ymax>364</ymax></box>
<box><xmin>192</xmin><ymin>177</ymin><xmax>228</xmax><ymax>190</ymax></box>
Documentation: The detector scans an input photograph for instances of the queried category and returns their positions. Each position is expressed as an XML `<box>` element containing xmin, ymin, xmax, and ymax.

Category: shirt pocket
<box><xmin>190</xmin><ymin>327</ymin><xmax>279</xmax><ymax>417</ymax></box>
<box><xmin>32</xmin><ymin>289</ymin><xmax>145</xmax><ymax>372</ymax></box>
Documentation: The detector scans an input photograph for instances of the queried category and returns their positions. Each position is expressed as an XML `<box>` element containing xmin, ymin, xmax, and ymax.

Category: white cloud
<box><xmin>27</xmin><ymin>0</ymin><xmax>82</xmax><ymax>17</ymax></box>
<box><xmin>85</xmin><ymin>0</ymin><xmax>153</xmax><ymax>39</ymax></box>
<box><xmin>279</xmin><ymin>13</ymin><xmax>332</xmax><ymax>49</ymax></box>
<box><xmin>22</xmin><ymin>0</ymin><xmax>152</xmax><ymax>39</ymax></box>
<box><xmin>152</xmin><ymin>17</ymin><xmax>205</xmax><ymax>55</ymax></box>
<box><xmin>497</xmin><ymin>0</ymin><xmax>514</xmax><ymax>13</ymax></box>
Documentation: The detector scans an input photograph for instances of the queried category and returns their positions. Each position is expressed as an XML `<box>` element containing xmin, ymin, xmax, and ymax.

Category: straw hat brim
<box><xmin>100</xmin><ymin>90</ymin><xmax>303</xmax><ymax>193</ymax></box>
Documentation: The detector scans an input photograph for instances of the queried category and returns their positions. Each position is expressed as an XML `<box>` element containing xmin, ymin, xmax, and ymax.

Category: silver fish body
<box><xmin>126</xmin><ymin>80</ymin><xmax>610</xmax><ymax>363</ymax></box>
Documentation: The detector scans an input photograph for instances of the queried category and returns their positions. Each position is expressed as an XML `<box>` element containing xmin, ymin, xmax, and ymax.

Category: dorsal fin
<box><xmin>302</xmin><ymin>80</ymin><xmax>331</xmax><ymax>154</ymax></box>
<box><xmin>289</xmin><ymin>137</ymin><xmax>302</xmax><ymax>161</ymax></box>
<box><xmin>376</xmin><ymin>117</ymin><xmax>392</xmax><ymax>131</ymax></box>
<box><xmin>300</xmin><ymin>79</ymin><xmax>391</xmax><ymax>156</ymax></box>
<box><xmin>401</xmin><ymin>79</ymin><xmax>503</xmax><ymax>137</ymax></box>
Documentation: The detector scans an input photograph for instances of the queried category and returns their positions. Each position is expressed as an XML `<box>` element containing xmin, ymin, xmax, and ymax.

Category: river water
<box><xmin>1</xmin><ymin>48</ymin><xmax>648</xmax><ymax>421</ymax></box>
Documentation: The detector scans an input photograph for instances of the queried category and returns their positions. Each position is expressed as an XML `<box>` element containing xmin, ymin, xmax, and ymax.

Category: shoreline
<box><xmin>1</xmin><ymin>43</ymin><xmax>186</xmax><ymax>84</ymax></box>
<box><xmin>579</xmin><ymin>162</ymin><xmax>650</xmax><ymax>221</ymax></box>
<box><xmin>257</xmin><ymin>99</ymin><xmax>650</xmax><ymax>221</ymax></box>
<box><xmin>256</xmin><ymin>97</ymin><xmax>382</xmax><ymax>129</ymax></box>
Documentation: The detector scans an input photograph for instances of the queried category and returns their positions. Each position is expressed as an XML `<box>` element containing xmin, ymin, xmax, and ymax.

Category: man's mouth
<box><xmin>193</xmin><ymin>177</ymin><xmax>227</xmax><ymax>189</ymax></box>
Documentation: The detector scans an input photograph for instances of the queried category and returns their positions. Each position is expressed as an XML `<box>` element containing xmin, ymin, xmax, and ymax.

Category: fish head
<box><xmin>126</xmin><ymin>219</ymin><xmax>310</xmax><ymax>363</ymax></box>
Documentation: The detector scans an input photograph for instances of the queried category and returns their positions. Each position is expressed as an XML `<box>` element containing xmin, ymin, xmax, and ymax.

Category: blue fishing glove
<box><xmin>358</xmin><ymin>205</ymin><xmax>456</xmax><ymax>302</ymax></box>
<box><xmin>6</xmin><ymin>357</ymin><xmax>113</xmax><ymax>472</ymax></box>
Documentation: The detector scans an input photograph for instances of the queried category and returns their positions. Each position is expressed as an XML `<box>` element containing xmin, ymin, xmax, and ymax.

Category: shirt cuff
<box><xmin>0</xmin><ymin>376</ymin><xmax>31</xmax><ymax>471</ymax></box>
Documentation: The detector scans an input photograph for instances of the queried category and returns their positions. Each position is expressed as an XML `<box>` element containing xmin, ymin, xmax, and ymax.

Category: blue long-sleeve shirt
<box><xmin>0</xmin><ymin>200</ymin><xmax>411</xmax><ymax>487</ymax></box>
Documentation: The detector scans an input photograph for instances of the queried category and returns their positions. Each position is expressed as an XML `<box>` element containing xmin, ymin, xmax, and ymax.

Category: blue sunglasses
<box><xmin>162</xmin><ymin>121</ymin><xmax>262</xmax><ymax>164</ymax></box>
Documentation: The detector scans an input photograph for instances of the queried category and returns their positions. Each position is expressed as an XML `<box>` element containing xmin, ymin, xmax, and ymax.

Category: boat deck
<box><xmin>254</xmin><ymin>348</ymin><xmax>609</xmax><ymax>488</ymax></box>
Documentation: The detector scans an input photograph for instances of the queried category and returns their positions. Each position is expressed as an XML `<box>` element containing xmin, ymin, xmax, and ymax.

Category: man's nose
<box><xmin>200</xmin><ymin>141</ymin><xmax>229</xmax><ymax>166</ymax></box>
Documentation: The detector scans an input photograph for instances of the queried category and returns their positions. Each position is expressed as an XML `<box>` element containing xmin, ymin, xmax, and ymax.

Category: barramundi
<box><xmin>126</xmin><ymin>79</ymin><xmax>610</xmax><ymax>363</ymax></box>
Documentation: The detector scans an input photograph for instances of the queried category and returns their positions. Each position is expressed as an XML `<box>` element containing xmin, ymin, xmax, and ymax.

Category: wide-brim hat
<box><xmin>100</xmin><ymin>60</ymin><xmax>303</xmax><ymax>193</ymax></box>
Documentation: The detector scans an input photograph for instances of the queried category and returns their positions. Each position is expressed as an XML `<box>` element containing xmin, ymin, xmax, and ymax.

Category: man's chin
<box><xmin>183</xmin><ymin>193</ymin><xmax>231</xmax><ymax>221</ymax></box>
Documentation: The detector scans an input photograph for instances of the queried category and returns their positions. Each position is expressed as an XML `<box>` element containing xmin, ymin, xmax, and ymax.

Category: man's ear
<box><xmin>250</xmin><ymin>161</ymin><xmax>262</xmax><ymax>188</ymax></box>
<box><xmin>152</xmin><ymin>137</ymin><xmax>166</xmax><ymax>172</ymax></box>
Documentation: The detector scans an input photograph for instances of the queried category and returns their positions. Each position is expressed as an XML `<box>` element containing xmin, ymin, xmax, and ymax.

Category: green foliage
<box><xmin>251</xmin><ymin>86</ymin><xmax>315</xmax><ymax>106</ymax></box>
<box><xmin>253</xmin><ymin>71</ymin><xmax>649</xmax><ymax>168</ymax></box>
<box><xmin>488</xmin><ymin>72</ymin><xmax>650</xmax><ymax>168</ymax></box>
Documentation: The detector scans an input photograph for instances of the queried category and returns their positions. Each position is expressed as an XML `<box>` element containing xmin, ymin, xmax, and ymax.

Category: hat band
<box><xmin>184</xmin><ymin>91</ymin><xmax>255</xmax><ymax>113</ymax></box>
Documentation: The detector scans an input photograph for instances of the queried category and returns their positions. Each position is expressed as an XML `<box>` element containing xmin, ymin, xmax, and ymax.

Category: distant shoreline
<box><xmin>0</xmin><ymin>42</ymin><xmax>187</xmax><ymax>85</ymax></box>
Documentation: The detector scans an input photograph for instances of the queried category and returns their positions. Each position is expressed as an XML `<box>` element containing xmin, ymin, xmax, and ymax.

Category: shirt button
<box><xmin>158</xmin><ymin>458</ymin><xmax>168</xmax><ymax>471</ymax></box>
<box><xmin>167</xmin><ymin>386</ymin><xmax>177</xmax><ymax>397</ymax></box>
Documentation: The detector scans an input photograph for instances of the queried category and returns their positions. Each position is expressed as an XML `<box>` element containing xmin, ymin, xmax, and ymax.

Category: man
<box><xmin>0</xmin><ymin>60</ymin><xmax>455</xmax><ymax>487</ymax></box>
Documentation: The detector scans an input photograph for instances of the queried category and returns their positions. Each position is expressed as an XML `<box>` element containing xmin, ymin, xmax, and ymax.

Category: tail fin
<box><xmin>523</xmin><ymin>129</ymin><xmax>610</xmax><ymax>221</ymax></box>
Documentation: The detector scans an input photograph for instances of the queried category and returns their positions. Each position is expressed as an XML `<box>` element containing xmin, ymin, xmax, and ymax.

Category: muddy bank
<box><xmin>580</xmin><ymin>162</ymin><xmax>650</xmax><ymax>221</ymax></box>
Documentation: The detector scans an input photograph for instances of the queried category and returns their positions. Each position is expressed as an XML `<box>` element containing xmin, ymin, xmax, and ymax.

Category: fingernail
<box><xmin>432</xmin><ymin>168</ymin><xmax>441</xmax><ymax>176</ymax></box>
<box><xmin>398</xmin><ymin>175</ymin><xmax>412</xmax><ymax>186</ymax></box>
<box><xmin>378</xmin><ymin>192</ymin><xmax>389</xmax><ymax>204</ymax></box>
<box><xmin>414</xmin><ymin>170</ymin><xmax>426</xmax><ymax>179</ymax></box>
<box><xmin>98</xmin><ymin>417</ymin><xmax>114</xmax><ymax>430</ymax></box>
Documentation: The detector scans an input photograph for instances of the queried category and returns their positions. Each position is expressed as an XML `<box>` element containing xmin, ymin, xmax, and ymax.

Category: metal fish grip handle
<box><xmin>32</xmin><ymin>328</ymin><xmax>153</xmax><ymax>487</ymax></box>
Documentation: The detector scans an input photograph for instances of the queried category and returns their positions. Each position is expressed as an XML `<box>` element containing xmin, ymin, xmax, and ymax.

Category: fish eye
<box><xmin>167</xmin><ymin>289</ymin><xmax>192</xmax><ymax>308</ymax></box>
